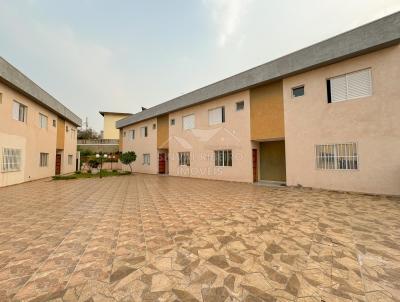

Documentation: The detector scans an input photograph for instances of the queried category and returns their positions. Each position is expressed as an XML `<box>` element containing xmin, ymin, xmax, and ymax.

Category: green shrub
<box><xmin>120</xmin><ymin>151</ymin><xmax>136</xmax><ymax>173</ymax></box>
<box><xmin>53</xmin><ymin>175</ymin><xmax>77</xmax><ymax>180</ymax></box>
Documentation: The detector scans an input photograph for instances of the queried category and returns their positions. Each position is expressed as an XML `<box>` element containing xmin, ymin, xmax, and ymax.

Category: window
<box><xmin>214</xmin><ymin>150</ymin><xmax>232</xmax><ymax>167</ymax></box>
<box><xmin>183</xmin><ymin>114</ymin><xmax>195</xmax><ymax>130</ymax></box>
<box><xmin>2</xmin><ymin>148</ymin><xmax>21</xmax><ymax>172</ymax></box>
<box><xmin>123</xmin><ymin>131</ymin><xmax>126</xmax><ymax>137</ymax></box>
<box><xmin>316</xmin><ymin>143</ymin><xmax>358</xmax><ymax>170</ymax></box>
<box><xmin>143</xmin><ymin>153</ymin><xmax>150</xmax><ymax>165</ymax></box>
<box><xmin>170</xmin><ymin>119</ymin><xmax>175</xmax><ymax>126</ymax></box>
<box><xmin>209</xmin><ymin>107</ymin><xmax>225</xmax><ymax>125</ymax></box>
<box><xmin>0</xmin><ymin>92</ymin><xmax>2</xmax><ymax>104</ymax></box>
<box><xmin>12</xmin><ymin>101</ymin><xmax>27</xmax><ymax>122</ymax></box>
<box><xmin>66</xmin><ymin>125</ymin><xmax>69</xmax><ymax>132</ymax></box>
<box><xmin>40</xmin><ymin>153</ymin><xmax>49</xmax><ymax>167</ymax></box>
<box><xmin>292</xmin><ymin>86</ymin><xmax>305</xmax><ymax>98</ymax></box>
<box><xmin>140</xmin><ymin>126</ymin><xmax>148</xmax><ymax>137</ymax></box>
<box><xmin>153</xmin><ymin>123</ymin><xmax>156</xmax><ymax>130</ymax></box>
<box><xmin>39</xmin><ymin>113</ymin><xmax>48</xmax><ymax>129</ymax></box>
<box><xmin>130</xmin><ymin>130</ymin><xmax>135</xmax><ymax>140</ymax></box>
<box><xmin>236</xmin><ymin>101</ymin><xmax>244</xmax><ymax>111</ymax></box>
<box><xmin>53</xmin><ymin>119</ymin><xmax>57</xmax><ymax>127</ymax></box>
<box><xmin>71</xmin><ymin>128</ymin><xmax>76</xmax><ymax>139</ymax></box>
<box><xmin>327</xmin><ymin>68</ymin><xmax>372</xmax><ymax>103</ymax></box>
<box><xmin>68</xmin><ymin>155</ymin><xmax>73</xmax><ymax>165</ymax></box>
<box><xmin>178</xmin><ymin>152</ymin><xmax>190</xmax><ymax>166</ymax></box>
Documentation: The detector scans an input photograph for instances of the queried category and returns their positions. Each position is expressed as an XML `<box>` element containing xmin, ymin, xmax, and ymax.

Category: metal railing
<box><xmin>77</xmin><ymin>139</ymin><xmax>119</xmax><ymax>145</ymax></box>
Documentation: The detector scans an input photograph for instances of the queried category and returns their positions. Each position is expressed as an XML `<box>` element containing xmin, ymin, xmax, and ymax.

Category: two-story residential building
<box><xmin>99</xmin><ymin>111</ymin><xmax>131</xmax><ymax>139</ymax></box>
<box><xmin>0</xmin><ymin>57</ymin><xmax>81</xmax><ymax>187</ymax></box>
<box><xmin>116</xmin><ymin>12</ymin><xmax>400</xmax><ymax>195</ymax></box>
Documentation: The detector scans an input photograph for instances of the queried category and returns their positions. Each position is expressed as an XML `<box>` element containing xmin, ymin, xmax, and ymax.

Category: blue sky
<box><xmin>1</xmin><ymin>0</ymin><xmax>399</xmax><ymax>131</ymax></box>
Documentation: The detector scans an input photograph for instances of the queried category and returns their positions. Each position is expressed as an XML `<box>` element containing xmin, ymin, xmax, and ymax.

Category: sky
<box><xmin>1</xmin><ymin>0</ymin><xmax>399</xmax><ymax>131</ymax></box>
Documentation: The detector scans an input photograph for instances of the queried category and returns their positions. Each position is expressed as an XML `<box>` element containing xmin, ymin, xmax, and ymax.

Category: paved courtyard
<box><xmin>0</xmin><ymin>175</ymin><xmax>399</xmax><ymax>302</ymax></box>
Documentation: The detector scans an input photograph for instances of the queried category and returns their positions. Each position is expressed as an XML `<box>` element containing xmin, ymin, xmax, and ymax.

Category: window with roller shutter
<box><xmin>182</xmin><ymin>114</ymin><xmax>195</xmax><ymax>130</ymax></box>
<box><xmin>327</xmin><ymin>68</ymin><xmax>372</xmax><ymax>103</ymax></box>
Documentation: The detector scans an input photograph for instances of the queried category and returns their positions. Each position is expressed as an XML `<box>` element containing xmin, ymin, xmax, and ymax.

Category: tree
<box><xmin>120</xmin><ymin>151</ymin><xmax>136</xmax><ymax>173</ymax></box>
<box><xmin>78</xmin><ymin>128</ymin><xmax>100</xmax><ymax>140</ymax></box>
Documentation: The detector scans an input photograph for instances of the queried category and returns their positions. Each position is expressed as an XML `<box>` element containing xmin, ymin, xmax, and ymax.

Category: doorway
<box><xmin>252</xmin><ymin>149</ymin><xmax>258</xmax><ymax>182</ymax></box>
<box><xmin>259</xmin><ymin>141</ymin><xmax>286</xmax><ymax>182</ymax></box>
<box><xmin>158</xmin><ymin>153</ymin><xmax>166</xmax><ymax>174</ymax></box>
<box><xmin>55</xmin><ymin>154</ymin><xmax>61</xmax><ymax>175</ymax></box>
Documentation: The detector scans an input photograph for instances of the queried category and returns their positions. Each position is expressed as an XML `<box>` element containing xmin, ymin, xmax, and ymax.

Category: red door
<box><xmin>252</xmin><ymin>149</ymin><xmax>258</xmax><ymax>182</ymax></box>
<box><xmin>159</xmin><ymin>153</ymin><xmax>166</xmax><ymax>174</ymax></box>
<box><xmin>55</xmin><ymin>154</ymin><xmax>61</xmax><ymax>175</ymax></box>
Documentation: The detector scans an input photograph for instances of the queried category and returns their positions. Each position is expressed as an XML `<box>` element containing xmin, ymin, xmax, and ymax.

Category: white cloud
<box><xmin>203</xmin><ymin>0</ymin><xmax>252</xmax><ymax>47</ymax></box>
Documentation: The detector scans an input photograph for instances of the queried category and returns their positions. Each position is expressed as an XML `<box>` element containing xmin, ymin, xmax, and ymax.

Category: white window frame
<box><xmin>40</xmin><ymin>153</ymin><xmax>49</xmax><ymax>167</ymax></box>
<box><xmin>140</xmin><ymin>126</ymin><xmax>148</xmax><ymax>138</ymax></box>
<box><xmin>2</xmin><ymin>148</ymin><xmax>22</xmax><ymax>172</ymax></box>
<box><xmin>328</xmin><ymin>68</ymin><xmax>372</xmax><ymax>103</ymax></box>
<box><xmin>291</xmin><ymin>85</ymin><xmax>305</xmax><ymax>98</ymax></box>
<box><xmin>12</xmin><ymin>101</ymin><xmax>27</xmax><ymax>122</ymax></box>
<box><xmin>182</xmin><ymin>114</ymin><xmax>195</xmax><ymax>130</ymax></box>
<box><xmin>208</xmin><ymin>107</ymin><xmax>225</xmax><ymax>125</ymax></box>
<box><xmin>130</xmin><ymin>129</ymin><xmax>135</xmax><ymax>140</ymax></box>
<box><xmin>178</xmin><ymin>152</ymin><xmax>190</xmax><ymax>166</ymax></box>
<box><xmin>214</xmin><ymin>150</ymin><xmax>232</xmax><ymax>167</ymax></box>
<box><xmin>143</xmin><ymin>153</ymin><xmax>150</xmax><ymax>165</ymax></box>
<box><xmin>315</xmin><ymin>143</ymin><xmax>358</xmax><ymax>170</ymax></box>
<box><xmin>39</xmin><ymin>113</ymin><xmax>48</xmax><ymax>129</ymax></box>
<box><xmin>68</xmin><ymin>154</ymin><xmax>73</xmax><ymax>165</ymax></box>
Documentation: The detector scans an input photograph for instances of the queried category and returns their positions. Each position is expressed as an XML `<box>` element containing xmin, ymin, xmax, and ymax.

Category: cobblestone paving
<box><xmin>0</xmin><ymin>174</ymin><xmax>399</xmax><ymax>302</ymax></box>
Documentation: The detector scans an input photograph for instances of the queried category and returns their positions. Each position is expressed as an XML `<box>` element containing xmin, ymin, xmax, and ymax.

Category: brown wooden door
<box><xmin>55</xmin><ymin>154</ymin><xmax>61</xmax><ymax>175</ymax></box>
<box><xmin>158</xmin><ymin>153</ymin><xmax>166</xmax><ymax>174</ymax></box>
<box><xmin>252</xmin><ymin>149</ymin><xmax>258</xmax><ymax>182</ymax></box>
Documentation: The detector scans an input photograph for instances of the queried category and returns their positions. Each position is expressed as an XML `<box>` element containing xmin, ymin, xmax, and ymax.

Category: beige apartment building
<box><xmin>99</xmin><ymin>111</ymin><xmax>131</xmax><ymax>139</ymax></box>
<box><xmin>0</xmin><ymin>57</ymin><xmax>81</xmax><ymax>187</ymax></box>
<box><xmin>117</xmin><ymin>12</ymin><xmax>400</xmax><ymax>195</ymax></box>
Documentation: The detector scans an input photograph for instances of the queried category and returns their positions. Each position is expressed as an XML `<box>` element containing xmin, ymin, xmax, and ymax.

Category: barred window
<box><xmin>40</xmin><ymin>153</ymin><xmax>49</xmax><ymax>167</ymax></box>
<box><xmin>2</xmin><ymin>148</ymin><xmax>21</xmax><ymax>172</ymax></box>
<box><xmin>178</xmin><ymin>152</ymin><xmax>190</xmax><ymax>166</ymax></box>
<box><xmin>316</xmin><ymin>143</ymin><xmax>358</xmax><ymax>170</ymax></box>
<box><xmin>214</xmin><ymin>150</ymin><xmax>232</xmax><ymax>167</ymax></box>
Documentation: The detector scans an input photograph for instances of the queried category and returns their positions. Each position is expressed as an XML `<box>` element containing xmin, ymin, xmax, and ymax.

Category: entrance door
<box><xmin>260</xmin><ymin>141</ymin><xmax>286</xmax><ymax>182</ymax></box>
<box><xmin>252</xmin><ymin>149</ymin><xmax>258</xmax><ymax>182</ymax></box>
<box><xmin>158</xmin><ymin>153</ymin><xmax>166</xmax><ymax>174</ymax></box>
<box><xmin>55</xmin><ymin>154</ymin><xmax>61</xmax><ymax>175</ymax></box>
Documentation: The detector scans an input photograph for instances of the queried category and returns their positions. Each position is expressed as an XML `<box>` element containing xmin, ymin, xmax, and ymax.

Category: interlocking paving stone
<box><xmin>0</xmin><ymin>174</ymin><xmax>399</xmax><ymax>301</ymax></box>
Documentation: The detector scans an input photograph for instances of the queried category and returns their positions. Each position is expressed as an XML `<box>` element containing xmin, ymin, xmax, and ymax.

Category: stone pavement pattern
<box><xmin>0</xmin><ymin>174</ymin><xmax>399</xmax><ymax>302</ymax></box>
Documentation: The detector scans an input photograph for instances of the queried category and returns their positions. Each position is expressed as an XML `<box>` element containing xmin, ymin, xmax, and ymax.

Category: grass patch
<box><xmin>53</xmin><ymin>170</ymin><xmax>131</xmax><ymax>180</ymax></box>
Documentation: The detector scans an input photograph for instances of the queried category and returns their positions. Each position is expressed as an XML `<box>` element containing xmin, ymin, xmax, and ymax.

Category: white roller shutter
<box><xmin>208</xmin><ymin>107</ymin><xmax>223</xmax><ymax>125</ymax></box>
<box><xmin>331</xmin><ymin>75</ymin><xmax>347</xmax><ymax>102</ymax></box>
<box><xmin>183</xmin><ymin>114</ymin><xmax>195</xmax><ymax>130</ymax></box>
<box><xmin>330</xmin><ymin>68</ymin><xmax>372</xmax><ymax>102</ymax></box>
<box><xmin>347</xmin><ymin>69</ymin><xmax>372</xmax><ymax>100</ymax></box>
